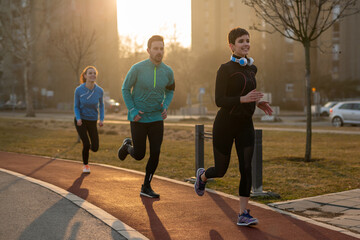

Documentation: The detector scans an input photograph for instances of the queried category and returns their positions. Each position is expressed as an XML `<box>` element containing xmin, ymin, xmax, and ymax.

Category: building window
<box><xmin>286</xmin><ymin>43</ymin><xmax>294</xmax><ymax>60</ymax></box>
<box><xmin>332</xmin><ymin>66</ymin><xmax>338</xmax><ymax>73</ymax></box>
<box><xmin>333</xmin><ymin>22</ymin><xmax>340</xmax><ymax>41</ymax></box>
<box><xmin>284</xmin><ymin>29</ymin><xmax>294</xmax><ymax>43</ymax></box>
<box><xmin>205</xmin><ymin>24</ymin><xmax>209</xmax><ymax>34</ymax></box>
<box><xmin>285</xmin><ymin>36</ymin><xmax>294</xmax><ymax>44</ymax></box>
<box><xmin>229</xmin><ymin>0</ymin><xmax>234</xmax><ymax>8</ymax></box>
<box><xmin>285</xmin><ymin>83</ymin><xmax>294</xmax><ymax>92</ymax></box>
<box><xmin>333</xmin><ymin>5</ymin><xmax>340</xmax><ymax>20</ymax></box>
<box><xmin>333</xmin><ymin>43</ymin><xmax>339</xmax><ymax>61</ymax></box>
<box><xmin>286</xmin><ymin>52</ymin><xmax>294</xmax><ymax>63</ymax></box>
<box><xmin>21</xmin><ymin>0</ymin><xmax>28</xmax><ymax>8</ymax></box>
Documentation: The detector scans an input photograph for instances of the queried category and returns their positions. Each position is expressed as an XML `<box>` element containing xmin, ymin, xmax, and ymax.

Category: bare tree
<box><xmin>116</xmin><ymin>35</ymin><xmax>147</xmax><ymax>106</ymax></box>
<box><xmin>243</xmin><ymin>0</ymin><xmax>360</xmax><ymax>161</ymax></box>
<box><xmin>0</xmin><ymin>0</ymin><xmax>56</xmax><ymax>117</ymax></box>
<box><xmin>50</xmin><ymin>19</ymin><xmax>96</xmax><ymax>85</ymax></box>
<box><xmin>165</xmin><ymin>25</ymin><xmax>197</xmax><ymax>111</ymax></box>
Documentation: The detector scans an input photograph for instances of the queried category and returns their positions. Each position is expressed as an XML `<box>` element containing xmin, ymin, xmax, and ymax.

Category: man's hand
<box><xmin>161</xmin><ymin>108</ymin><xmax>167</xmax><ymax>120</ymax></box>
<box><xmin>240</xmin><ymin>90</ymin><xmax>263</xmax><ymax>103</ymax></box>
<box><xmin>257</xmin><ymin>101</ymin><xmax>273</xmax><ymax>115</ymax></box>
<box><xmin>77</xmin><ymin>119</ymin><xmax>82</xmax><ymax>126</ymax></box>
<box><xmin>98</xmin><ymin>120</ymin><xmax>104</xmax><ymax>127</ymax></box>
<box><xmin>134</xmin><ymin>111</ymin><xmax>144</xmax><ymax>122</ymax></box>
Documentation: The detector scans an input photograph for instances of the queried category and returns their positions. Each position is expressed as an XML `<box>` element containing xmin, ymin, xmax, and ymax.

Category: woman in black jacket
<box><xmin>194</xmin><ymin>27</ymin><xmax>272</xmax><ymax>226</ymax></box>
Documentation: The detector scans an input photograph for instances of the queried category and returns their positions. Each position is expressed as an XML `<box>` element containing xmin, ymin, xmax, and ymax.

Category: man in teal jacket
<box><xmin>118</xmin><ymin>35</ymin><xmax>175</xmax><ymax>198</ymax></box>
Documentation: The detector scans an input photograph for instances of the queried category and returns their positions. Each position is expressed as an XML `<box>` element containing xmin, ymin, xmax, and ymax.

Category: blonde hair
<box><xmin>80</xmin><ymin>66</ymin><xmax>98</xmax><ymax>84</ymax></box>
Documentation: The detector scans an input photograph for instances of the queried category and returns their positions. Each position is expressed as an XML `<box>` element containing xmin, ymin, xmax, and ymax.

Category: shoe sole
<box><xmin>194</xmin><ymin>168</ymin><xmax>205</xmax><ymax>196</ymax></box>
<box><xmin>237</xmin><ymin>221</ymin><xmax>258</xmax><ymax>226</ymax></box>
<box><xmin>140</xmin><ymin>192</ymin><xmax>160</xmax><ymax>198</ymax></box>
<box><xmin>118</xmin><ymin>148</ymin><xmax>127</xmax><ymax>161</ymax></box>
<box><xmin>118</xmin><ymin>139</ymin><xmax>132</xmax><ymax>161</ymax></box>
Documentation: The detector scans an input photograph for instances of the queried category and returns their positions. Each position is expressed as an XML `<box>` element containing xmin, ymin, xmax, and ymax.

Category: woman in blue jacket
<box><xmin>74</xmin><ymin>66</ymin><xmax>104</xmax><ymax>173</ymax></box>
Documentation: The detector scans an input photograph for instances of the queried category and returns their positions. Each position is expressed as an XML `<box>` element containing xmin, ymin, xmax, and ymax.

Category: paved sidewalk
<box><xmin>0</xmin><ymin>171</ymin><xmax>130</xmax><ymax>240</ymax></box>
<box><xmin>269</xmin><ymin>189</ymin><xmax>360</xmax><ymax>234</ymax></box>
<box><xmin>0</xmin><ymin>151</ymin><xmax>359</xmax><ymax>240</ymax></box>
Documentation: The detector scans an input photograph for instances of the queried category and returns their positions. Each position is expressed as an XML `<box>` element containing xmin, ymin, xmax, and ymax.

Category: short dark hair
<box><xmin>147</xmin><ymin>35</ymin><xmax>164</xmax><ymax>49</ymax></box>
<box><xmin>228</xmin><ymin>27</ymin><xmax>250</xmax><ymax>44</ymax></box>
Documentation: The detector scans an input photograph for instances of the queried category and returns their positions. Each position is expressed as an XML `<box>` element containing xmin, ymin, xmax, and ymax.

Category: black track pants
<box><xmin>204</xmin><ymin>109</ymin><xmax>254</xmax><ymax>197</ymax></box>
<box><xmin>74</xmin><ymin>118</ymin><xmax>99</xmax><ymax>165</ymax></box>
<box><xmin>128</xmin><ymin>121</ymin><xmax>164</xmax><ymax>186</ymax></box>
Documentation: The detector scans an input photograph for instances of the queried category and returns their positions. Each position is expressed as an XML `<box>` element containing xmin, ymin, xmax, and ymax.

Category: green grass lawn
<box><xmin>0</xmin><ymin>117</ymin><xmax>359</xmax><ymax>203</ymax></box>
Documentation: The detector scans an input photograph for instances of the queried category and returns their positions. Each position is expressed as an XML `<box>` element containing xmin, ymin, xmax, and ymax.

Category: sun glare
<box><xmin>116</xmin><ymin>0</ymin><xmax>191</xmax><ymax>48</ymax></box>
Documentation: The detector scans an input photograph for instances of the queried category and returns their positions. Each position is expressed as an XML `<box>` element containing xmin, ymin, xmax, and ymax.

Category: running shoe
<box><xmin>83</xmin><ymin>165</ymin><xmax>90</xmax><ymax>173</ymax></box>
<box><xmin>237</xmin><ymin>209</ymin><xmax>258</xmax><ymax>226</ymax></box>
<box><xmin>194</xmin><ymin>168</ymin><xmax>206</xmax><ymax>196</ymax></box>
<box><xmin>140</xmin><ymin>184</ymin><xmax>160</xmax><ymax>198</ymax></box>
<box><xmin>118</xmin><ymin>138</ymin><xmax>132</xmax><ymax>161</ymax></box>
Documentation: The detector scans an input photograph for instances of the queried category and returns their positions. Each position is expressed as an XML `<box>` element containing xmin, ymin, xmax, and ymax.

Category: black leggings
<box><xmin>204</xmin><ymin>109</ymin><xmax>254</xmax><ymax>197</ymax></box>
<box><xmin>129</xmin><ymin>121</ymin><xmax>164</xmax><ymax>186</ymax></box>
<box><xmin>74</xmin><ymin>118</ymin><xmax>99</xmax><ymax>165</ymax></box>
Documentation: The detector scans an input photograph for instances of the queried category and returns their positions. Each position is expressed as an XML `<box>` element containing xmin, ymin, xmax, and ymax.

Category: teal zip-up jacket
<box><xmin>74</xmin><ymin>83</ymin><xmax>105</xmax><ymax>121</ymax></box>
<box><xmin>122</xmin><ymin>59</ymin><xmax>175</xmax><ymax>123</ymax></box>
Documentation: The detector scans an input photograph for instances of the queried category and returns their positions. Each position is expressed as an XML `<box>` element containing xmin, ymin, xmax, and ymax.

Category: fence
<box><xmin>195</xmin><ymin>124</ymin><xmax>271</xmax><ymax>196</ymax></box>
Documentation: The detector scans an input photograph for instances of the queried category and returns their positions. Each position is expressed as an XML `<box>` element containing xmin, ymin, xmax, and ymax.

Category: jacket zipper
<box><xmin>154</xmin><ymin>67</ymin><xmax>157</xmax><ymax>88</ymax></box>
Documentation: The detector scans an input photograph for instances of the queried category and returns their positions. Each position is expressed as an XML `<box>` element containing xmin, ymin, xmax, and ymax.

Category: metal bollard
<box><xmin>251</xmin><ymin>129</ymin><xmax>263</xmax><ymax>194</ymax></box>
<box><xmin>195</xmin><ymin>124</ymin><xmax>204</xmax><ymax>176</ymax></box>
<box><xmin>194</xmin><ymin>125</ymin><xmax>278</xmax><ymax>197</ymax></box>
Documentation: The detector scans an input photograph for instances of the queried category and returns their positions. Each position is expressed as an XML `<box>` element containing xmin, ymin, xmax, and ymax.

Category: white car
<box><xmin>320</xmin><ymin>101</ymin><xmax>338</xmax><ymax>116</ymax></box>
<box><xmin>329</xmin><ymin>101</ymin><xmax>360</xmax><ymax>127</ymax></box>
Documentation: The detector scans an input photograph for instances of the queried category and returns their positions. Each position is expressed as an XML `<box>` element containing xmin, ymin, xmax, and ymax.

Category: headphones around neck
<box><xmin>230</xmin><ymin>56</ymin><xmax>254</xmax><ymax>66</ymax></box>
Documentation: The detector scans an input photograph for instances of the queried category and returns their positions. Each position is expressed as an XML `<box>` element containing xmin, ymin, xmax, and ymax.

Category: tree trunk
<box><xmin>304</xmin><ymin>41</ymin><xmax>311</xmax><ymax>162</ymax></box>
<box><xmin>24</xmin><ymin>60</ymin><xmax>35</xmax><ymax>117</ymax></box>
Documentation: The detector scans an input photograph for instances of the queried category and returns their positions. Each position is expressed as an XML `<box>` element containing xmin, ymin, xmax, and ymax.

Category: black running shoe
<box><xmin>140</xmin><ymin>184</ymin><xmax>160</xmax><ymax>198</ymax></box>
<box><xmin>194</xmin><ymin>168</ymin><xmax>206</xmax><ymax>196</ymax></box>
<box><xmin>118</xmin><ymin>138</ymin><xmax>132</xmax><ymax>161</ymax></box>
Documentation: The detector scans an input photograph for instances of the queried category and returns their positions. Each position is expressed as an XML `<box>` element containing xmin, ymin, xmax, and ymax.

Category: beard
<box><xmin>152</xmin><ymin>53</ymin><xmax>163</xmax><ymax>63</ymax></box>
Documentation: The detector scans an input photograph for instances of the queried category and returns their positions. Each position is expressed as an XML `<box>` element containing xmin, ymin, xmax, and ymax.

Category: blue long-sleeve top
<box><xmin>74</xmin><ymin>83</ymin><xmax>105</xmax><ymax>121</ymax></box>
<box><xmin>122</xmin><ymin>59</ymin><xmax>175</xmax><ymax>123</ymax></box>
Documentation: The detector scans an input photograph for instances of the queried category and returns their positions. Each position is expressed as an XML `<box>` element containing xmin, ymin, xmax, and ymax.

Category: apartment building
<box><xmin>191</xmin><ymin>0</ymin><xmax>360</xmax><ymax>107</ymax></box>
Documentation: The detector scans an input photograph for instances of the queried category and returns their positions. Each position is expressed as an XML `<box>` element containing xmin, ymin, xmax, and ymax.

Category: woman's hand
<box><xmin>98</xmin><ymin>120</ymin><xmax>104</xmax><ymax>127</ymax></box>
<box><xmin>77</xmin><ymin>119</ymin><xmax>82</xmax><ymax>126</ymax></box>
<box><xmin>134</xmin><ymin>111</ymin><xmax>144</xmax><ymax>122</ymax></box>
<box><xmin>257</xmin><ymin>101</ymin><xmax>273</xmax><ymax>115</ymax></box>
<box><xmin>240</xmin><ymin>90</ymin><xmax>264</xmax><ymax>103</ymax></box>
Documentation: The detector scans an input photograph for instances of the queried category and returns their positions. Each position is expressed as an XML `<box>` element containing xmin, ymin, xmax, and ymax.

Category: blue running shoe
<box><xmin>194</xmin><ymin>168</ymin><xmax>206</xmax><ymax>196</ymax></box>
<box><xmin>237</xmin><ymin>209</ymin><xmax>258</xmax><ymax>226</ymax></box>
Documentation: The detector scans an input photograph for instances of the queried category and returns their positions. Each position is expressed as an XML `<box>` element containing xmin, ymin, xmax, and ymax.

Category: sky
<box><xmin>116</xmin><ymin>0</ymin><xmax>191</xmax><ymax>49</ymax></box>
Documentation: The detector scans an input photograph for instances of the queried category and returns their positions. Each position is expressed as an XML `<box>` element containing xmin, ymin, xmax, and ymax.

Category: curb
<box><xmin>0</xmin><ymin>168</ymin><xmax>149</xmax><ymax>240</ymax></box>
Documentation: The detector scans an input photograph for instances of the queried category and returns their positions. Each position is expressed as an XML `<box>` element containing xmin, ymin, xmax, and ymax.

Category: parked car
<box><xmin>105</xmin><ymin>99</ymin><xmax>120</xmax><ymax>113</ymax></box>
<box><xmin>329</xmin><ymin>101</ymin><xmax>360</xmax><ymax>127</ymax></box>
<box><xmin>320</xmin><ymin>101</ymin><xmax>338</xmax><ymax>116</ymax></box>
<box><xmin>1</xmin><ymin>100</ymin><xmax>26</xmax><ymax>110</ymax></box>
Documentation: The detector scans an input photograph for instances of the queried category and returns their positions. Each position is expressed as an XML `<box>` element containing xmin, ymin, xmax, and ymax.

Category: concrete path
<box><xmin>0</xmin><ymin>151</ymin><xmax>359</xmax><ymax>240</ymax></box>
<box><xmin>0</xmin><ymin>171</ymin><xmax>131</xmax><ymax>240</ymax></box>
<box><xmin>269</xmin><ymin>189</ymin><xmax>360</xmax><ymax>234</ymax></box>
